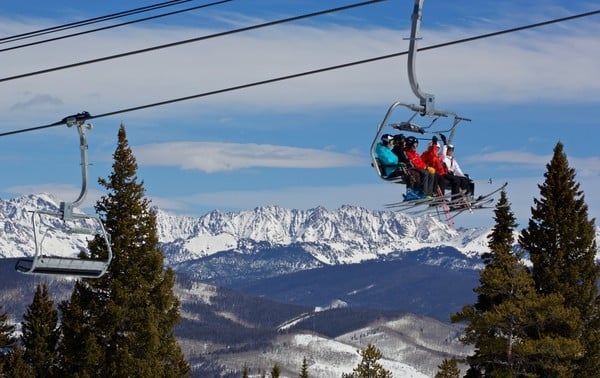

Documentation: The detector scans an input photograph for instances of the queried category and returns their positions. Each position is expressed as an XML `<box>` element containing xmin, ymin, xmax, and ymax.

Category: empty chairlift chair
<box><xmin>15</xmin><ymin>113</ymin><xmax>113</xmax><ymax>278</ymax></box>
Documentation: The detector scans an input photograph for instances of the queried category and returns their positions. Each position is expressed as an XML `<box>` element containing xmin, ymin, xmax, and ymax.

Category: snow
<box><xmin>183</xmin><ymin>233</ymin><xmax>237</xmax><ymax>258</ymax></box>
<box><xmin>285</xmin><ymin>333</ymin><xmax>430</xmax><ymax>378</ymax></box>
<box><xmin>2</xmin><ymin>194</ymin><xmax>599</xmax><ymax>268</ymax></box>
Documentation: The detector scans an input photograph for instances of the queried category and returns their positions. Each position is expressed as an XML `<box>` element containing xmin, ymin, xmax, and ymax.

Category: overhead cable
<box><xmin>0</xmin><ymin>8</ymin><xmax>598</xmax><ymax>138</ymax></box>
<box><xmin>0</xmin><ymin>0</ymin><xmax>386</xmax><ymax>83</ymax></box>
<box><xmin>0</xmin><ymin>0</ymin><xmax>235</xmax><ymax>53</ymax></box>
<box><xmin>0</xmin><ymin>0</ymin><xmax>192</xmax><ymax>44</ymax></box>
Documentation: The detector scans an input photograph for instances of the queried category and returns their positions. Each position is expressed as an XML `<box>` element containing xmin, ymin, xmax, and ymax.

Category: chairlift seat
<box><xmin>67</xmin><ymin>226</ymin><xmax>96</xmax><ymax>235</ymax></box>
<box><xmin>15</xmin><ymin>256</ymin><xmax>109</xmax><ymax>278</ymax></box>
<box><xmin>374</xmin><ymin>158</ymin><xmax>408</xmax><ymax>185</ymax></box>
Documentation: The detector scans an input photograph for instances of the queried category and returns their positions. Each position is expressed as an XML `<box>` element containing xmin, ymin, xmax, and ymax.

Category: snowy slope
<box><xmin>173</xmin><ymin>279</ymin><xmax>468</xmax><ymax>378</ymax></box>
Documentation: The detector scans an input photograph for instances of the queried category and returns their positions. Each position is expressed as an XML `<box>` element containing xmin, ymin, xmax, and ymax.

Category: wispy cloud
<box><xmin>467</xmin><ymin>150</ymin><xmax>600</xmax><ymax>176</ymax></box>
<box><xmin>134</xmin><ymin>142</ymin><xmax>363</xmax><ymax>172</ymax></box>
<box><xmin>9</xmin><ymin>93</ymin><xmax>63</xmax><ymax>111</ymax></box>
<box><xmin>466</xmin><ymin>151</ymin><xmax>551</xmax><ymax>167</ymax></box>
<box><xmin>0</xmin><ymin>15</ymin><xmax>597</xmax><ymax>123</ymax></box>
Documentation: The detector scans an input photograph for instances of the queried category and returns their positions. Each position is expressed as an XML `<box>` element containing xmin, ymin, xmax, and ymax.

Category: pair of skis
<box><xmin>384</xmin><ymin>182</ymin><xmax>508</xmax><ymax>220</ymax></box>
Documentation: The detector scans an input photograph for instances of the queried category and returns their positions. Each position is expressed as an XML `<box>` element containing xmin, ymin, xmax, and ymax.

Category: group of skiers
<box><xmin>375</xmin><ymin>133</ymin><xmax>474</xmax><ymax>201</ymax></box>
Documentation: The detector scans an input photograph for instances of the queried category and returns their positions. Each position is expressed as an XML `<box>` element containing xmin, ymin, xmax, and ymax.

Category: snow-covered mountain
<box><xmin>0</xmin><ymin>194</ymin><xmax>490</xmax><ymax>262</ymax></box>
<box><xmin>3</xmin><ymin>194</ymin><xmax>599</xmax><ymax>270</ymax></box>
<box><xmin>155</xmin><ymin>204</ymin><xmax>494</xmax><ymax>267</ymax></box>
<box><xmin>3</xmin><ymin>194</ymin><xmax>599</xmax><ymax>377</ymax></box>
<box><xmin>0</xmin><ymin>194</ymin><xmax>103</xmax><ymax>259</ymax></box>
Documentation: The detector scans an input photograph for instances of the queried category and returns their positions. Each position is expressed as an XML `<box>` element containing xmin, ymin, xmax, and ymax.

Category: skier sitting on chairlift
<box><xmin>404</xmin><ymin>136</ymin><xmax>436</xmax><ymax>198</ymax></box>
<box><xmin>374</xmin><ymin>134</ymin><xmax>406</xmax><ymax>180</ymax></box>
<box><xmin>421</xmin><ymin>136</ymin><xmax>464</xmax><ymax>197</ymax></box>
<box><xmin>438</xmin><ymin>135</ymin><xmax>475</xmax><ymax>197</ymax></box>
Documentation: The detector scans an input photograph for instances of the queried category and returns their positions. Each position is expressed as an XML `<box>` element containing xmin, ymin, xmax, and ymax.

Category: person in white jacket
<box><xmin>439</xmin><ymin>141</ymin><xmax>474</xmax><ymax>197</ymax></box>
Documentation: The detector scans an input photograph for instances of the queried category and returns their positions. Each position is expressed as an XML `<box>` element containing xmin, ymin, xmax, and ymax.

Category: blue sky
<box><xmin>0</xmin><ymin>0</ymin><xmax>598</xmax><ymax>229</ymax></box>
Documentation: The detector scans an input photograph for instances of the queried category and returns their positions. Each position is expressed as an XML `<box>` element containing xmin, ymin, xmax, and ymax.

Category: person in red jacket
<box><xmin>420</xmin><ymin>136</ymin><xmax>462</xmax><ymax>197</ymax></box>
<box><xmin>404</xmin><ymin>136</ymin><xmax>435</xmax><ymax>197</ymax></box>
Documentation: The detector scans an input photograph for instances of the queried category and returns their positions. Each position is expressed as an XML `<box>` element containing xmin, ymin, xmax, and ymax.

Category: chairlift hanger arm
<box><xmin>407</xmin><ymin>0</ymin><xmax>436</xmax><ymax>115</ymax></box>
<box><xmin>58</xmin><ymin>112</ymin><xmax>94</xmax><ymax>219</ymax></box>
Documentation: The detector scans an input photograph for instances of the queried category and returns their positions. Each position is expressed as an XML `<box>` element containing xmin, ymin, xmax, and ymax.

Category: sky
<box><xmin>0</xmin><ymin>0</ymin><xmax>598</xmax><ymax>229</ymax></box>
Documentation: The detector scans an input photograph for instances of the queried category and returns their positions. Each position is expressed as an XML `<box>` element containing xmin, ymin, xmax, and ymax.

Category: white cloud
<box><xmin>466</xmin><ymin>151</ymin><xmax>551</xmax><ymax>167</ymax></box>
<box><xmin>9</xmin><ymin>93</ymin><xmax>63</xmax><ymax>111</ymax></box>
<box><xmin>134</xmin><ymin>141</ymin><xmax>362</xmax><ymax>172</ymax></box>
<box><xmin>467</xmin><ymin>150</ymin><xmax>600</xmax><ymax>176</ymax></box>
<box><xmin>0</xmin><ymin>15</ymin><xmax>597</xmax><ymax>126</ymax></box>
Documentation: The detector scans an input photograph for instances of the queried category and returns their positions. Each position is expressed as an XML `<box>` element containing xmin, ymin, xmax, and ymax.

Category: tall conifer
<box><xmin>519</xmin><ymin>142</ymin><xmax>600</xmax><ymax>374</ymax></box>
<box><xmin>59</xmin><ymin>124</ymin><xmax>190</xmax><ymax>376</ymax></box>
<box><xmin>453</xmin><ymin>191</ymin><xmax>583</xmax><ymax>376</ymax></box>
<box><xmin>21</xmin><ymin>283</ymin><xmax>59</xmax><ymax>377</ymax></box>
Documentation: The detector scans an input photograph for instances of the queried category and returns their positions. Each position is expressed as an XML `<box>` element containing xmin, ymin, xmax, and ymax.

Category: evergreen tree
<box><xmin>21</xmin><ymin>283</ymin><xmax>59</xmax><ymax>377</ymax></box>
<box><xmin>299</xmin><ymin>356</ymin><xmax>309</xmax><ymax>378</ymax></box>
<box><xmin>519</xmin><ymin>142</ymin><xmax>600</xmax><ymax>374</ymax></box>
<box><xmin>58</xmin><ymin>125</ymin><xmax>190</xmax><ymax>377</ymax></box>
<box><xmin>0</xmin><ymin>305</ymin><xmax>15</xmax><ymax>370</ymax></box>
<box><xmin>4</xmin><ymin>343</ymin><xmax>34</xmax><ymax>378</ymax></box>
<box><xmin>342</xmin><ymin>344</ymin><xmax>392</xmax><ymax>378</ymax></box>
<box><xmin>452</xmin><ymin>191</ymin><xmax>583</xmax><ymax>376</ymax></box>
<box><xmin>242</xmin><ymin>363</ymin><xmax>249</xmax><ymax>378</ymax></box>
<box><xmin>434</xmin><ymin>358</ymin><xmax>460</xmax><ymax>378</ymax></box>
<box><xmin>270</xmin><ymin>363</ymin><xmax>281</xmax><ymax>378</ymax></box>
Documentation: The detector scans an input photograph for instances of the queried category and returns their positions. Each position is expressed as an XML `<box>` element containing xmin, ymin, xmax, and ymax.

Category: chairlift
<box><xmin>371</xmin><ymin>0</ymin><xmax>469</xmax><ymax>183</ymax></box>
<box><xmin>370</xmin><ymin>0</ymin><xmax>502</xmax><ymax>222</ymax></box>
<box><xmin>15</xmin><ymin>112</ymin><xmax>113</xmax><ymax>278</ymax></box>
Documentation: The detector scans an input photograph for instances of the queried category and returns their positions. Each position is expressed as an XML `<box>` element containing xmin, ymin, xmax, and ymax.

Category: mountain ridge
<box><xmin>3</xmin><ymin>193</ymin><xmax>598</xmax><ymax>272</ymax></box>
<box><xmin>1</xmin><ymin>194</ymin><xmax>494</xmax><ymax>264</ymax></box>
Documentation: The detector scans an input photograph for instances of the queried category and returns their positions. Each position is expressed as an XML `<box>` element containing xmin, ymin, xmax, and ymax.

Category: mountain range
<box><xmin>1</xmin><ymin>194</ymin><xmax>598</xmax><ymax>377</ymax></box>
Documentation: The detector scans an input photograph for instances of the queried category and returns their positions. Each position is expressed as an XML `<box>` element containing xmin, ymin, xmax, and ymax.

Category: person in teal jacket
<box><xmin>375</xmin><ymin>134</ymin><xmax>404</xmax><ymax>179</ymax></box>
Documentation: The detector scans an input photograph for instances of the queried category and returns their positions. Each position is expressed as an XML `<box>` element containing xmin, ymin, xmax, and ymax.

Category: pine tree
<box><xmin>270</xmin><ymin>363</ymin><xmax>281</xmax><ymax>377</ymax></box>
<box><xmin>434</xmin><ymin>358</ymin><xmax>460</xmax><ymax>378</ymax></box>
<box><xmin>452</xmin><ymin>191</ymin><xmax>583</xmax><ymax>376</ymax></box>
<box><xmin>58</xmin><ymin>124</ymin><xmax>190</xmax><ymax>377</ymax></box>
<box><xmin>21</xmin><ymin>283</ymin><xmax>59</xmax><ymax>377</ymax></box>
<box><xmin>342</xmin><ymin>344</ymin><xmax>393</xmax><ymax>378</ymax></box>
<box><xmin>4</xmin><ymin>343</ymin><xmax>34</xmax><ymax>378</ymax></box>
<box><xmin>299</xmin><ymin>356</ymin><xmax>309</xmax><ymax>378</ymax></box>
<box><xmin>0</xmin><ymin>305</ymin><xmax>15</xmax><ymax>370</ymax></box>
<box><xmin>519</xmin><ymin>142</ymin><xmax>600</xmax><ymax>374</ymax></box>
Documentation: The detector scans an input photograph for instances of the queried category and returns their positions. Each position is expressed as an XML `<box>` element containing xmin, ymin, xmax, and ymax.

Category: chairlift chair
<box><xmin>15</xmin><ymin>113</ymin><xmax>113</xmax><ymax>278</ymax></box>
<box><xmin>370</xmin><ymin>0</ymin><xmax>471</xmax><ymax>185</ymax></box>
<box><xmin>370</xmin><ymin>0</ymin><xmax>498</xmax><ymax>226</ymax></box>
